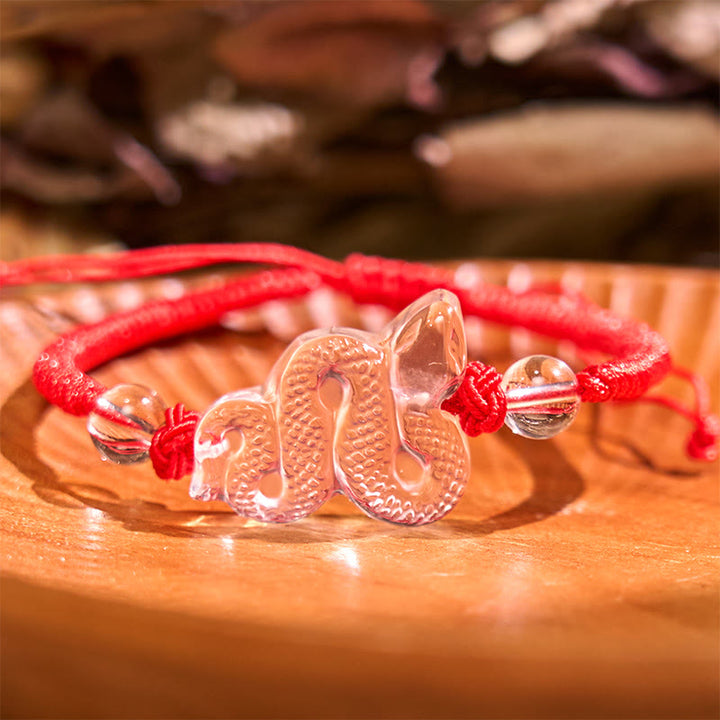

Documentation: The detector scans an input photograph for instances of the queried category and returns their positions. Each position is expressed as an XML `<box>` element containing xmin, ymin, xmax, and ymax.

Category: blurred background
<box><xmin>1</xmin><ymin>0</ymin><xmax>718</xmax><ymax>266</ymax></box>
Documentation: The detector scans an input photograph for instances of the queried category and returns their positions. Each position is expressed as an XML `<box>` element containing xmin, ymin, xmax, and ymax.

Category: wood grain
<box><xmin>1</xmin><ymin>261</ymin><xmax>718</xmax><ymax>719</ymax></box>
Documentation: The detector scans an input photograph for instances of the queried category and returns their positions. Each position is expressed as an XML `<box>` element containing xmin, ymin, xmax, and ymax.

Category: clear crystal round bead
<box><xmin>87</xmin><ymin>384</ymin><xmax>167</xmax><ymax>463</ymax></box>
<box><xmin>500</xmin><ymin>355</ymin><xmax>580</xmax><ymax>439</ymax></box>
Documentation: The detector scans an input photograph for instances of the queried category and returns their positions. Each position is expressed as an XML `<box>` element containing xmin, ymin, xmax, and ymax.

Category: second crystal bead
<box><xmin>500</xmin><ymin>355</ymin><xmax>580</xmax><ymax>439</ymax></box>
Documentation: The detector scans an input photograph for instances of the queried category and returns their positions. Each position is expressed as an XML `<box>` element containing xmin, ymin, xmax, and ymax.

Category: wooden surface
<box><xmin>1</xmin><ymin>261</ymin><xmax>718</xmax><ymax>719</ymax></box>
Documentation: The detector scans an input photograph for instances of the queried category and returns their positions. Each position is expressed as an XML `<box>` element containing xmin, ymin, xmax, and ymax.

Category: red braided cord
<box><xmin>32</xmin><ymin>267</ymin><xmax>322</xmax><ymax>415</ymax></box>
<box><xmin>3</xmin><ymin>244</ymin><xmax>714</xmax><ymax>477</ymax></box>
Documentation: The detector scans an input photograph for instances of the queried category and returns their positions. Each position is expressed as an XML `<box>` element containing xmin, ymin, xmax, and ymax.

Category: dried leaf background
<box><xmin>0</xmin><ymin>0</ymin><xmax>718</xmax><ymax>264</ymax></box>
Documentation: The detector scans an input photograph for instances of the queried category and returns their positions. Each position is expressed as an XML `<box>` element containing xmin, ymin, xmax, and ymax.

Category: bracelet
<box><xmin>2</xmin><ymin>244</ymin><xmax>717</xmax><ymax>526</ymax></box>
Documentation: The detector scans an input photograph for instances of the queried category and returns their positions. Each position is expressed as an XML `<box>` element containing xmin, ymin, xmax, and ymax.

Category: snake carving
<box><xmin>190</xmin><ymin>289</ymin><xmax>471</xmax><ymax>525</ymax></box>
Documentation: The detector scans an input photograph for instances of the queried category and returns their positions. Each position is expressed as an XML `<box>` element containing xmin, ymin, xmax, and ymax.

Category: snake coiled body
<box><xmin>192</xmin><ymin>292</ymin><xmax>471</xmax><ymax>525</ymax></box>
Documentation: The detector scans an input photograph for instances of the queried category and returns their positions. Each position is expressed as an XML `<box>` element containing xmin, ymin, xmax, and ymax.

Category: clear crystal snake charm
<box><xmin>190</xmin><ymin>290</ymin><xmax>471</xmax><ymax>525</ymax></box>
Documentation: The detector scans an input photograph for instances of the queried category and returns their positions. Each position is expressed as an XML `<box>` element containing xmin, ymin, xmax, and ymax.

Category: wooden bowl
<box><xmin>1</xmin><ymin>261</ymin><xmax>718</xmax><ymax>719</ymax></box>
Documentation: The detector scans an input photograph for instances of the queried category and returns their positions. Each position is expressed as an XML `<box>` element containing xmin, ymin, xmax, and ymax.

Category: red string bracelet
<box><xmin>1</xmin><ymin>244</ymin><xmax>716</xmax><ymax>526</ymax></box>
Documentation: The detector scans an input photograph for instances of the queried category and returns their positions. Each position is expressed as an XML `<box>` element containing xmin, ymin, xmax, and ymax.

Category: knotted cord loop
<box><xmin>441</xmin><ymin>362</ymin><xmax>507</xmax><ymax>436</ymax></box>
<box><xmin>150</xmin><ymin>404</ymin><xmax>200</xmax><ymax>480</ymax></box>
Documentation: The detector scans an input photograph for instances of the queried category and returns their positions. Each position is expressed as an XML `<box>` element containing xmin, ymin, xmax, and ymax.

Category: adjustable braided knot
<box><xmin>150</xmin><ymin>404</ymin><xmax>200</xmax><ymax>480</ymax></box>
<box><xmin>686</xmin><ymin>414</ymin><xmax>720</xmax><ymax>462</ymax></box>
<box><xmin>576</xmin><ymin>350</ymin><xmax>672</xmax><ymax>403</ymax></box>
<box><xmin>441</xmin><ymin>362</ymin><xmax>507</xmax><ymax>437</ymax></box>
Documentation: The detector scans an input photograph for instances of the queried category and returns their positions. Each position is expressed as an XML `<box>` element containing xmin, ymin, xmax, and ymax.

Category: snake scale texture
<box><xmin>191</xmin><ymin>292</ymin><xmax>470</xmax><ymax>525</ymax></box>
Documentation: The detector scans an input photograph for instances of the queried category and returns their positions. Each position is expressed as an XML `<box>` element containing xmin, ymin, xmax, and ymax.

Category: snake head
<box><xmin>386</xmin><ymin>289</ymin><xmax>467</xmax><ymax>407</ymax></box>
